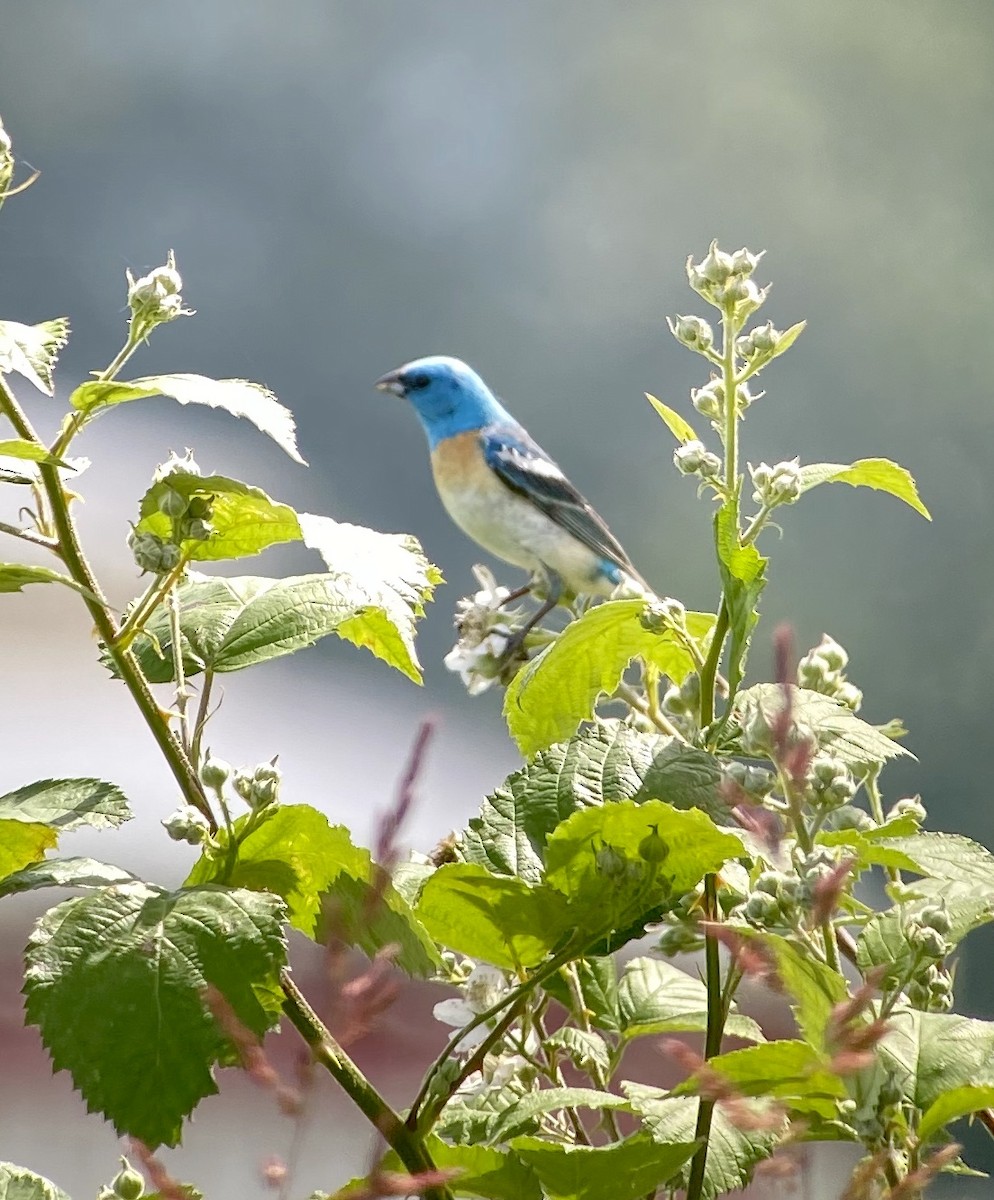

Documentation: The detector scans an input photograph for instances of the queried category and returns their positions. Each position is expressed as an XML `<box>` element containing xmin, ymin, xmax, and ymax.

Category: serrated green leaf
<box><xmin>714</xmin><ymin>504</ymin><xmax>767</xmax><ymax>697</ymax></box>
<box><xmin>511</xmin><ymin>1132</ymin><xmax>696</xmax><ymax>1200</ymax></box>
<box><xmin>672</xmin><ymin>1040</ymin><xmax>846</xmax><ymax>1119</ymax></box>
<box><xmin>120</xmin><ymin>570</ymin><xmax>431</xmax><ymax>684</ymax></box>
<box><xmin>487</xmin><ymin>1087</ymin><xmax>631</xmax><ymax>1144</ymax></box>
<box><xmin>733</xmin><ymin>684</ymin><xmax>911</xmax><ymax>770</ymax></box>
<box><xmin>0</xmin><ymin>1163</ymin><xmax>71</xmax><ymax>1200</ymax></box>
<box><xmin>299</xmin><ymin>513</ymin><xmax>441</xmax><ymax>683</ymax></box>
<box><xmin>0</xmin><ymin>822</ymin><xmax>58</xmax><ymax>882</ymax></box>
<box><xmin>545</xmin><ymin>1026</ymin><xmax>612</xmax><ymax>1077</ymax></box>
<box><xmin>136</xmin><ymin>473</ymin><xmax>302</xmax><ymax>562</ymax></box>
<box><xmin>919</xmin><ymin>1085</ymin><xmax>994</xmax><ymax>1143</ymax></box>
<box><xmin>0</xmin><ymin>317</ymin><xmax>70</xmax><ymax>395</ymax></box>
<box><xmin>617</xmin><ymin>955</ymin><xmax>764</xmax><ymax>1044</ymax></box>
<box><xmin>459</xmin><ymin>724</ymin><xmax>726</xmax><ymax>884</ymax></box>
<box><xmin>544</xmin><ymin>800</ymin><xmax>743</xmax><ymax>917</ymax></box>
<box><xmin>186</xmin><ymin>805</ymin><xmax>437</xmax><ymax>977</ymax></box>
<box><xmin>69</xmin><ymin>373</ymin><xmax>305</xmax><ymax>463</ymax></box>
<box><xmin>0</xmin><ymin>439</ymin><xmax>65</xmax><ymax>465</ymax></box>
<box><xmin>798</xmin><ymin>458</ymin><xmax>930</xmax><ymax>520</ymax></box>
<box><xmin>0</xmin><ymin>563</ymin><xmax>102</xmax><ymax>603</ymax></box>
<box><xmin>360</xmin><ymin>1138</ymin><xmax>541</xmax><ymax>1200</ymax></box>
<box><xmin>0</xmin><ymin>857</ymin><xmax>139</xmax><ymax>898</ymax></box>
<box><xmin>0</xmin><ymin>778</ymin><xmax>131</xmax><ymax>831</ymax></box>
<box><xmin>761</xmin><ymin>933</ymin><xmax>848</xmax><ymax>1046</ymax></box>
<box><xmin>434</xmin><ymin>1078</ymin><xmax>534</xmax><ymax>1144</ymax></box>
<box><xmin>23</xmin><ymin>883</ymin><xmax>287</xmax><ymax>1147</ymax></box>
<box><xmin>645</xmin><ymin>393</ymin><xmax>699</xmax><ymax>444</ymax></box>
<box><xmin>543</xmin><ymin>955</ymin><xmax>621</xmax><ymax>1033</ymax></box>
<box><xmin>879</xmin><ymin>1009</ymin><xmax>994</xmax><ymax>1114</ymax></box>
<box><xmin>504</xmin><ymin>602</ymin><xmax>716</xmax><ymax>756</ymax></box>
<box><xmin>623</xmin><ymin>1084</ymin><xmax>782</xmax><ymax>1200</ymax></box>
<box><xmin>416</xmin><ymin>863</ymin><xmax>572</xmax><ymax>970</ymax></box>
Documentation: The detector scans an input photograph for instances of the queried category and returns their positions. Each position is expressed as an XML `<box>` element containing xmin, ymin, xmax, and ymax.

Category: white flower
<box><xmin>443</xmin><ymin>629</ymin><xmax>511</xmax><ymax>695</ymax></box>
<box><xmin>433</xmin><ymin>964</ymin><xmax>509</xmax><ymax>1053</ymax></box>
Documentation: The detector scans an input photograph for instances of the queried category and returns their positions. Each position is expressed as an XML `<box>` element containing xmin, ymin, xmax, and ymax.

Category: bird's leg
<box><xmin>497</xmin><ymin>582</ymin><xmax>532</xmax><ymax>608</ymax></box>
<box><xmin>498</xmin><ymin>569</ymin><xmax>563</xmax><ymax>664</ymax></box>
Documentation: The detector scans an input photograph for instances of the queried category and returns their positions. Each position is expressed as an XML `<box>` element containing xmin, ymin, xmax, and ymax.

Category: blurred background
<box><xmin>1</xmin><ymin>1</ymin><xmax>992</xmax><ymax>1195</ymax></box>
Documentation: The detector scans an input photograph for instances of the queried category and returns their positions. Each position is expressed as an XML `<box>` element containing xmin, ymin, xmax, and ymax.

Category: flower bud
<box><xmin>744</xmin><ymin>891</ymin><xmax>780</xmax><ymax>925</ymax></box>
<box><xmin>730</xmin><ymin>247</ymin><xmax>762</xmax><ymax>277</ymax></box>
<box><xmin>200</xmin><ymin>756</ymin><xmax>231</xmax><ymax>790</ymax></box>
<box><xmin>638</xmin><ymin>824</ymin><xmax>670</xmax><ymax>864</ymax></box>
<box><xmin>657</xmin><ymin>920</ymin><xmax>704</xmax><ymax>956</ymax></box>
<box><xmin>887</xmin><ymin>795</ymin><xmax>927</xmax><ymax>825</ymax></box>
<box><xmin>179</xmin><ymin>516</ymin><xmax>212</xmax><ymax>542</ymax></box>
<box><xmin>673</xmin><ymin>440</ymin><xmax>721</xmax><ymax>479</ymax></box>
<box><xmin>920</xmin><ymin>904</ymin><xmax>951</xmax><ymax>936</ymax></box>
<box><xmin>691</xmin><ymin>380</ymin><xmax>724</xmax><ymax>419</ymax></box>
<box><xmin>834</xmin><ymin>682</ymin><xmax>863</xmax><ymax>712</ymax></box>
<box><xmin>186</xmin><ymin>494</ymin><xmax>213</xmax><ymax>520</ymax></box>
<box><xmin>697</xmin><ymin>241</ymin><xmax>734</xmax><ymax>284</ymax></box>
<box><xmin>595</xmin><ymin>843</ymin><xmax>628</xmax><ymax>880</ymax></box>
<box><xmin>233</xmin><ymin>771</ymin><xmax>254</xmax><ymax>801</ymax></box>
<box><xmin>111</xmin><ymin>1158</ymin><xmax>145</xmax><ymax>1200</ymax></box>
<box><xmin>162</xmin><ymin>805</ymin><xmax>210</xmax><ymax>845</ymax></box>
<box><xmin>156</xmin><ymin>486</ymin><xmax>188</xmax><ymax>519</ymax></box>
<box><xmin>669</xmin><ymin>314</ymin><xmax>714</xmax><ymax>352</ymax></box>
<box><xmin>127</xmin><ymin>250</ymin><xmax>191</xmax><ymax>330</ymax></box>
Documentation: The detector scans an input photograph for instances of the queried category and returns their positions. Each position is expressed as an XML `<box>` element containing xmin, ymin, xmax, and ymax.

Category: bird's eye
<box><xmin>407</xmin><ymin>372</ymin><xmax>431</xmax><ymax>391</ymax></box>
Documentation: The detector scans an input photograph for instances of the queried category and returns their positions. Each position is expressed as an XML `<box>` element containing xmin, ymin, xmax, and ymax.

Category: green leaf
<box><xmin>0</xmin><ymin>857</ymin><xmax>139</xmax><ymax>898</ymax></box>
<box><xmin>435</xmin><ymin>1078</ymin><xmax>535</xmax><ymax>1145</ymax></box>
<box><xmin>733</xmin><ymin>684</ymin><xmax>911</xmax><ymax>771</ymax></box>
<box><xmin>121</xmin><ymin>570</ymin><xmax>432</xmax><ymax>684</ymax></box>
<box><xmin>0</xmin><ymin>439</ymin><xmax>65</xmax><ymax>465</ymax></box>
<box><xmin>186</xmin><ymin>805</ymin><xmax>437</xmax><ymax>977</ymax></box>
<box><xmin>544</xmin><ymin>800</ymin><xmax>743</xmax><ymax>917</ymax></box>
<box><xmin>919</xmin><ymin>1085</ymin><xmax>994</xmax><ymax>1143</ymax></box>
<box><xmin>136</xmin><ymin>473</ymin><xmax>302</xmax><ymax>562</ymax></box>
<box><xmin>617</xmin><ymin>955</ymin><xmax>764</xmax><ymax>1045</ymax></box>
<box><xmin>760</xmin><ymin>934</ymin><xmax>848</xmax><ymax>1045</ymax></box>
<box><xmin>673</xmin><ymin>1040</ymin><xmax>846</xmax><ymax>1118</ymax></box>
<box><xmin>645</xmin><ymin>393</ymin><xmax>699</xmax><ymax>444</ymax></box>
<box><xmin>0</xmin><ymin>317</ymin><xmax>70</xmax><ymax>395</ymax></box>
<box><xmin>0</xmin><ymin>563</ymin><xmax>101</xmax><ymax>603</ymax></box>
<box><xmin>799</xmin><ymin>458</ymin><xmax>930</xmax><ymax>520</ymax></box>
<box><xmin>0</xmin><ymin>778</ymin><xmax>131</xmax><ymax>831</ymax></box>
<box><xmin>765</xmin><ymin>319</ymin><xmax>806</xmax><ymax>362</ymax></box>
<box><xmin>69</xmin><ymin>374</ymin><xmax>305</xmax><ymax>463</ymax></box>
<box><xmin>366</xmin><ymin>1139</ymin><xmax>542</xmax><ymax>1200</ymax></box>
<box><xmin>624</xmin><ymin>1084</ymin><xmax>782</xmax><ymax>1200</ymax></box>
<box><xmin>487</xmin><ymin>1087</ymin><xmax>631</xmax><ymax>1144</ymax></box>
<box><xmin>0</xmin><ymin>1163</ymin><xmax>71</xmax><ymax>1200</ymax></box>
<box><xmin>23</xmin><ymin>883</ymin><xmax>287</xmax><ymax>1148</ymax></box>
<box><xmin>878</xmin><ymin>831</ymin><xmax>994</xmax><ymax>890</ymax></box>
<box><xmin>714</xmin><ymin>504</ymin><xmax>767</xmax><ymax>697</ymax></box>
<box><xmin>459</xmin><ymin>724</ymin><xmax>726</xmax><ymax>884</ymax></box>
<box><xmin>544</xmin><ymin>1026</ymin><xmax>612</xmax><ymax>1078</ymax></box>
<box><xmin>417</xmin><ymin>863</ymin><xmax>572</xmax><ymax>970</ymax></box>
<box><xmin>879</xmin><ymin>1009</ymin><xmax>994</xmax><ymax>1113</ymax></box>
<box><xmin>0</xmin><ymin>823</ymin><xmax>58</xmax><ymax>883</ymax></box>
<box><xmin>504</xmin><ymin>602</ymin><xmax>716</xmax><ymax>756</ymax></box>
<box><xmin>511</xmin><ymin>1132</ymin><xmax>696</xmax><ymax>1200</ymax></box>
<box><xmin>299</xmin><ymin>513</ymin><xmax>441</xmax><ymax>683</ymax></box>
<box><xmin>543</xmin><ymin>955</ymin><xmax>621</xmax><ymax>1033</ymax></box>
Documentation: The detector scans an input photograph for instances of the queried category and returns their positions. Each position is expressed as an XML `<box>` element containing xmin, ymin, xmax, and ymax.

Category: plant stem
<box><xmin>699</xmin><ymin>601</ymin><xmax>729</xmax><ymax>730</ymax></box>
<box><xmin>616</xmin><ymin>679</ymin><xmax>685</xmax><ymax>742</ymax></box>
<box><xmin>50</xmin><ymin>329</ymin><xmax>143</xmax><ymax>460</ymax></box>
<box><xmin>190</xmin><ymin>668</ymin><xmax>215</xmax><ymax>769</ymax></box>
<box><xmin>0</xmin><ymin>520</ymin><xmax>58</xmax><ymax>550</ymax></box>
<box><xmin>686</xmin><ymin>874</ymin><xmax>725</xmax><ymax>1200</ymax></box>
<box><xmin>113</xmin><ymin>554</ymin><xmax>188</xmax><ymax>650</ymax></box>
<box><xmin>0</xmin><ymin>374</ymin><xmax>216</xmax><ymax>831</ymax></box>
<box><xmin>167</xmin><ymin>583</ymin><xmax>191</xmax><ymax>753</ymax></box>
<box><xmin>279</xmin><ymin>971</ymin><xmax>452</xmax><ymax>1200</ymax></box>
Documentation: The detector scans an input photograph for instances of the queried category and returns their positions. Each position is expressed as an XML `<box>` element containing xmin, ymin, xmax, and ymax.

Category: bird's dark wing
<box><xmin>481</xmin><ymin>422</ymin><xmax>640</xmax><ymax>576</ymax></box>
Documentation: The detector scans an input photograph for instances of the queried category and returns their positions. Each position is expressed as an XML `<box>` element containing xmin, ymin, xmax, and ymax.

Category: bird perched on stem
<box><xmin>376</xmin><ymin>356</ymin><xmax>651</xmax><ymax>646</ymax></box>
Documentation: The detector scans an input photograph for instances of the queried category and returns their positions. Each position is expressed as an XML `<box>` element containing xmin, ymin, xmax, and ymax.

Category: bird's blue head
<box><xmin>375</xmin><ymin>355</ymin><xmax>510</xmax><ymax>449</ymax></box>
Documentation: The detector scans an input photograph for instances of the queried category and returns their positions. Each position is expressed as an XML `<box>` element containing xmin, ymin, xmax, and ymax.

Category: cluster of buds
<box><xmin>162</xmin><ymin>804</ymin><xmax>211</xmax><ymax>846</ymax></box>
<box><xmin>673</xmin><ymin>439</ymin><xmax>721</xmax><ymax>481</ymax></box>
<box><xmin>805</xmin><ymin>753</ymin><xmax>857</xmax><ymax>812</ymax></box>
<box><xmin>797</xmin><ymin>633</ymin><xmax>863</xmax><ymax>711</ymax></box>
<box><xmin>904</xmin><ymin>903</ymin><xmax>952</xmax><ymax>964</ymax></box>
<box><xmin>127</xmin><ymin>453</ymin><xmax>215</xmax><ymax>574</ymax></box>
<box><xmin>443</xmin><ymin>565</ymin><xmax>530</xmax><ymax>695</ymax></box>
<box><xmin>736</xmin><ymin>320</ymin><xmax>784</xmax><ymax>363</ymax></box>
<box><xmin>686</xmin><ymin>242</ymin><xmax>769</xmax><ymax>317</ymax></box>
<box><xmin>126</xmin><ymin>250</ymin><xmax>193</xmax><ymax>338</ymax></box>
<box><xmin>740</xmin><ymin>868</ymin><xmax>803</xmax><ymax>932</ymax></box>
<box><xmin>907</xmin><ymin>961</ymin><xmax>954</xmax><ymax>1013</ymax></box>
<box><xmin>723</xmin><ymin>760</ymin><xmax>776</xmax><ymax>802</ymax></box>
<box><xmin>661</xmin><ymin>671</ymin><xmax>702</xmax><ymax>737</ymax></box>
<box><xmin>750</xmin><ymin>459</ymin><xmax>802</xmax><ymax>508</ymax></box>
<box><xmin>97</xmin><ymin>1158</ymin><xmax>145</xmax><ymax>1200</ymax></box>
<box><xmin>233</xmin><ymin>760</ymin><xmax>282</xmax><ymax>811</ymax></box>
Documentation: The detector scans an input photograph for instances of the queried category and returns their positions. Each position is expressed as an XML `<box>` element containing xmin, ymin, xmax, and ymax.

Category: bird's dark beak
<box><xmin>374</xmin><ymin>368</ymin><xmax>406</xmax><ymax>397</ymax></box>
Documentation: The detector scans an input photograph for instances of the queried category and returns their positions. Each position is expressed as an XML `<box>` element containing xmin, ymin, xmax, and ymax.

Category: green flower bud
<box><xmin>595</xmin><ymin>843</ymin><xmax>628</xmax><ymax>880</ymax></box>
<box><xmin>729</xmin><ymin>247</ymin><xmax>762</xmax><ymax>277</ymax></box>
<box><xmin>128</xmin><ymin>529</ymin><xmax>182</xmax><ymax>575</ymax></box>
<box><xmin>753</xmin><ymin>870</ymin><xmax>785</xmax><ymax>897</ymax></box>
<box><xmin>673</xmin><ymin>440</ymin><xmax>721</xmax><ymax>478</ymax></box>
<box><xmin>233</xmin><ymin>771</ymin><xmax>254</xmax><ymax>801</ymax></box>
<box><xmin>111</xmin><ymin>1158</ymin><xmax>145</xmax><ymax>1200</ymax></box>
<box><xmin>156</xmin><ymin>486</ymin><xmax>188</xmax><ymax>519</ymax></box>
<box><xmin>127</xmin><ymin>250</ymin><xmax>192</xmax><ymax>329</ymax></box>
<box><xmin>835</xmin><ymin>681</ymin><xmax>863</xmax><ymax>712</ymax></box>
<box><xmin>887</xmin><ymin>795</ymin><xmax>927</xmax><ymax>825</ymax></box>
<box><xmin>638</xmin><ymin>824</ymin><xmax>670</xmax><ymax>864</ymax></box>
<box><xmin>657</xmin><ymin>921</ymin><xmax>704</xmax><ymax>956</ymax></box>
<box><xmin>697</xmin><ymin>241</ymin><xmax>734</xmax><ymax>285</ymax></box>
<box><xmin>200</xmin><ymin>756</ymin><xmax>231</xmax><ymax>790</ymax></box>
<box><xmin>744</xmin><ymin>891</ymin><xmax>780</xmax><ymax>925</ymax></box>
<box><xmin>691</xmin><ymin>380</ymin><xmax>724</xmax><ymax>420</ymax></box>
<box><xmin>186</xmin><ymin>494</ymin><xmax>213</xmax><ymax>520</ymax></box>
<box><xmin>162</xmin><ymin>804</ymin><xmax>210</xmax><ymax>845</ymax></box>
<box><xmin>179</xmin><ymin>516</ymin><xmax>212</xmax><ymax>542</ymax></box>
<box><xmin>920</xmin><ymin>904</ymin><xmax>951</xmax><ymax>936</ymax></box>
<box><xmin>813</xmin><ymin>634</ymin><xmax>848</xmax><ymax>673</ymax></box>
<box><xmin>669</xmin><ymin>314</ymin><xmax>714</xmax><ymax>352</ymax></box>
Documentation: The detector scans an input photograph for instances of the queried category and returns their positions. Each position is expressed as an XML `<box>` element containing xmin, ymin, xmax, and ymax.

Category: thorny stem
<box><xmin>113</xmin><ymin>553</ymin><xmax>189</xmax><ymax>650</ymax></box>
<box><xmin>167</xmin><ymin>582</ymin><xmax>191</xmax><ymax>753</ymax></box>
<box><xmin>0</xmin><ymin>374</ymin><xmax>217</xmax><ymax>832</ymax></box>
<box><xmin>280</xmin><ymin>971</ymin><xmax>452</xmax><ymax>1200</ymax></box>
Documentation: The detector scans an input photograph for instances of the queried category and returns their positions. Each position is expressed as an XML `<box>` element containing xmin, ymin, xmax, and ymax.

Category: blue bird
<box><xmin>375</xmin><ymin>356</ymin><xmax>650</xmax><ymax>634</ymax></box>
